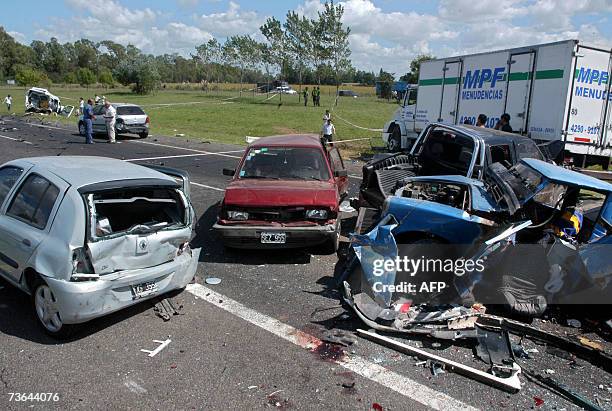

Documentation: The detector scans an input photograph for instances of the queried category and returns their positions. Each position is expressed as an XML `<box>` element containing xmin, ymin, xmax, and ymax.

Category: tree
<box><xmin>15</xmin><ymin>66</ymin><xmax>47</xmax><ymax>87</ymax></box>
<box><xmin>400</xmin><ymin>54</ymin><xmax>434</xmax><ymax>84</ymax></box>
<box><xmin>319</xmin><ymin>1</ymin><xmax>351</xmax><ymax>99</ymax></box>
<box><xmin>98</xmin><ymin>69</ymin><xmax>114</xmax><ymax>88</ymax></box>
<box><xmin>284</xmin><ymin>11</ymin><xmax>311</xmax><ymax>100</ymax></box>
<box><xmin>76</xmin><ymin>67</ymin><xmax>96</xmax><ymax>88</ymax></box>
<box><xmin>114</xmin><ymin>56</ymin><xmax>160</xmax><ymax>95</ymax></box>
<box><xmin>378</xmin><ymin>68</ymin><xmax>395</xmax><ymax>99</ymax></box>
<box><xmin>260</xmin><ymin>17</ymin><xmax>289</xmax><ymax>102</ymax></box>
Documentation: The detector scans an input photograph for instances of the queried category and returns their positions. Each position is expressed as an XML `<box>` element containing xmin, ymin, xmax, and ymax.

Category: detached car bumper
<box><xmin>213</xmin><ymin>221</ymin><xmax>338</xmax><ymax>248</ymax></box>
<box><xmin>44</xmin><ymin>248</ymin><xmax>201</xmax><ymax>324</ymax></box>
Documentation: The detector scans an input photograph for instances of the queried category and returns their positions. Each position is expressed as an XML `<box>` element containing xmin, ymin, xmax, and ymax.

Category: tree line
<box><xmin>0</xmin><ymin>1</ymin><xmax>429</xmax><ymax>95</ymax></box>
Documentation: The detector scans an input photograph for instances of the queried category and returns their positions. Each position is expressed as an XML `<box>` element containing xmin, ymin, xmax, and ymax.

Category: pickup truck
<box><xmin>359</xmin><ymin>123</ymin><xmax>548</xmax><ymax>210</ymax></box>
<box><xmin>214</xmin><ymin>134</ymin><xmax>349</xmax><ymax>252</ymax></box>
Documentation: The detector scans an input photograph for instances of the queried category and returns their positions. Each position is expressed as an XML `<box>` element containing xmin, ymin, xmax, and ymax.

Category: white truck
<box><xmin>383</xmin><ymin>39</ymin><xmax>612</xmax><ymax>168</ymax></box>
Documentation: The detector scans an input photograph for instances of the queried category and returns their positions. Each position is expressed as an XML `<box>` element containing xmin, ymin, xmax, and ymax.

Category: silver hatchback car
<box><xmin>0</xmin><ymin>156</ymin><xmax>200</xmax><ymax>337</ymax></box>
<box><xmin>78</xmin><ymin>103</ymin><xmax>150</xmax><ymax>139</ymax></box>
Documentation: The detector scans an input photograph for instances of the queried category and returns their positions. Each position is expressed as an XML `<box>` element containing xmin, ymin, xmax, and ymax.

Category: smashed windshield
<box><xmin>239</xmin><ymin>147</ymin><xmax>331</xmax><ymax>181</ymax></box>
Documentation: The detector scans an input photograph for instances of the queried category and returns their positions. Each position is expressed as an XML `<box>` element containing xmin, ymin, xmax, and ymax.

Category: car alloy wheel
<box><xmin>78</xmin><ymin>122</ymin><xmax>86</xmax><ymax>136</ymax></box>
<box><xmin>34</xmin><ymin>284</ymin><xmax>63</xmax><ymax>333</ymax></box>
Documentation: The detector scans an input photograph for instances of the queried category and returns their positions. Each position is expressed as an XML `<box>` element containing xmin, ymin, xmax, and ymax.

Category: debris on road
<box><xmin>153</xmin><ymin>298</ymin><xmax>184</xmax><ymax>321</ymax></box>
<box><xmin>524</xmin><ymin>370</ymin><xmax>606</xmax><ymax>411</ymax></box>
<box><xmin>567</xmin><ymin>319</ymin><xmax>582</xmax><ymax>328</ymax></box>
<box><xmin>320</xmin><ymin>330</ymin><xmax>357</xmax><ymax>347</ymax></box>
<box><xmin>140</xmin><ymin>339</ymin><xmax>171</xmax><ymax>358</ymax></box>
<box><xmin>205</xmin><ymin>277</ymin><xmax>222</xmax><ymax>285</ymax></box>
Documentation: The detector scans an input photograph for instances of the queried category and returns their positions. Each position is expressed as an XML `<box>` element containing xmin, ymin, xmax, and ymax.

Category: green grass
<box><xmin>0</xmin><ymin>84</ymin><xmax>396</xmax><ymax>156</ymax></box>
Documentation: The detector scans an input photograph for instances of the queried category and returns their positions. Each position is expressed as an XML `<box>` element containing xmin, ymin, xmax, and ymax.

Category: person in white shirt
<box><xmin>103</xmin><ymin>101</ymin><xmax>117</xmax><ymax>143</ymax></box>
<box><xmin>78</xmin><ymin>97</ymin><xmax>84</xmax><ymax>115</ymax></box>
<box><xmin>323</xmin><ymin>109</ymin><xmax>331</xmax><ymax>122</ymax></box>
<box><xmin>3</xmin><ymin>95</ymin><xmax>12</xmax><ymax>112</ymax></box>
<box><xmin>321</xmin><ymin>119</ymin><xmax>336</xmax><ymax>145</ymax></box>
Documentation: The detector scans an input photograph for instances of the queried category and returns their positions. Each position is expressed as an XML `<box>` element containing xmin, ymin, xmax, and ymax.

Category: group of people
<box><xmin>303</xmin><ymin>87</ymin><xmax>321</xmax><ymax>107</ymax></box>
<box><xmin>466</xmin><ymin>113</ymin><xmax>513</xmax><ymax>132</ymax></box>
<box><xmin>80</xmin><ymin>97</ymin><xmax>117</xmax><ymax>145</ymax></box>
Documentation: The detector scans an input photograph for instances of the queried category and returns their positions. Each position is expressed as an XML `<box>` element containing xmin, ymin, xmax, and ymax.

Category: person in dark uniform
<box><xmin>496</xmin><ymin>113</ymin><xmax>513</xmax><ymax>132</ymax></box>
<box><xmin>303</xmin><ymin>87</ymin><xmax>309</xmax><ymax>106</ymax></box>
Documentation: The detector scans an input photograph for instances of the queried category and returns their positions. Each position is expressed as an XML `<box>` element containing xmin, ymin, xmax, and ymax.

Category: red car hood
<box><xmin>224</xmin><ymin>179</ymin><xmax>338</xmax><ymax>208</ymax></box>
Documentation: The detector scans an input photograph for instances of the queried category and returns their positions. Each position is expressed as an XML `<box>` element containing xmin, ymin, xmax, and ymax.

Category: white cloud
<box><xmin>65</xmin><ymin>0</ymin><xmax>157</xmax><ymax>27</ymax></box>
<box><xmin>195</xmin><ymin>1</ymin><xmax>264</xmax><ymax>37</ymax></box>
<box><xmin>7</xmin><ymin>31</ymin><xmax>27</xmax><ymax>44</ymax></box>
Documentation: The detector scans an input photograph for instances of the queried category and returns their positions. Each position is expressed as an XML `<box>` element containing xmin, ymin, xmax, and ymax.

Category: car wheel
<box><xmin>78</xmin><ymin>122</ymin><xmax>86</xmax><ymax>136</ymax></box>
<box><xmin>139</xmin><ymin>132</ymin><xmax>148</xmax><ymax>139</ymax></box>
<box><xmin>323</xmin><ymin>219</ymin><xmax>341</xmax><ymax>254</ymax></box>
<box><xmin>388</xmin><ymin>125</ymin><xmax>401</xmax><ymax>152</ymax></box>
<box><xmin>32</xmin><ymin>279</ymin><xmax>73</xmax><ymax>339</ymax></box>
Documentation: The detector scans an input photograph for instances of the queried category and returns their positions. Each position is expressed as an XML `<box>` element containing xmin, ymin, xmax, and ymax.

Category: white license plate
<box><xmin>131</xmin><ymin>281</ymin><xmax>158</xmax><ymax>299</ymax></box>
<box><xmin>260</xmin><ymin>232</ymin><xmax>286</xmax><ymax>244</ymax></box>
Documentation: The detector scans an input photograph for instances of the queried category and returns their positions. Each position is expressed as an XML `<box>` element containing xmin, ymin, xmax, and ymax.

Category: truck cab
<box><xmin>361</xmin><ymin>123</ymin><xmax>545</xmax><ymax>209</ymax></box>
<box><xmin>382</xmin><ymin>85</ymin><xmax>425</xmax><ymax>152</ymax></box>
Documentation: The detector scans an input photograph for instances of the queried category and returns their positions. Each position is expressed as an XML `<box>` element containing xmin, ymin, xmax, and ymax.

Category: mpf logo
<box><xmin>463</xmin><ymin>67</ymin><xmax>505</xmax><ymax>89</ymax></box>
<box><xmin>575</xmin><ymin>67</ymin><xmax>609</xmax><ymax>86</ymax></box>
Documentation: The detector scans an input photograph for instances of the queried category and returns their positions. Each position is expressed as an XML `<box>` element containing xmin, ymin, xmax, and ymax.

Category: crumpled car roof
<box><xmin>522</xmin><ymin>158</ymin><xmax>612</xmax><ymax>193</ymax></box>
<box><xmin>7</xmin><ymin>156</ymin><xmax>176</xmax><ymax>188</ymax></box>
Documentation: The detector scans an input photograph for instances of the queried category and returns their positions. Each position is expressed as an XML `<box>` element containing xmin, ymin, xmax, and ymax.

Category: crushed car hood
<box><xmin>224</xmin><ymin>179</ymin><xmax>338</xmax><ymax>208</ymax></box>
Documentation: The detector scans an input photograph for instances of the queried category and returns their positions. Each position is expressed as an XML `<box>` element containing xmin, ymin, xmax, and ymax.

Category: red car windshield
<box><xmin>238</xmin><ymin>147</ymin><xmax>331</xmax><ymax>181</ymax></box>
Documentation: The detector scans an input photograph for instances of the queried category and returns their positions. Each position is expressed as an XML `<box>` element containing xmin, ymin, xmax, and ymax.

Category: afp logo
<box><xmin>463</xmin><ymin>67</ymin><xmax>505</xmax><ymax>89</ymax></box>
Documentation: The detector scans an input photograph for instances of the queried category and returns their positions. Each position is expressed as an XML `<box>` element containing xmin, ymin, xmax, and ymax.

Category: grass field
<box><xmin>0</xmin><ymin>84</ymin><xmax>396</xmax><ymax>156</ymax></box>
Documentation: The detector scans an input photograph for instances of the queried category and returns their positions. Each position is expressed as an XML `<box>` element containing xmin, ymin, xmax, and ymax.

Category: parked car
<box><xmin>338</xmin><ymin>90</ymin><xmax>358</xmax><ymax>98</ymax></box>
<box><xmin>275</xmin><ymin>86</ymin><xmax>298</xmax><ymax>95</ymax></box>
<box><xmin>214</xmin><ymin>134</ymin><xmax>349</xmax><ymax>251</ymax></box>
<box><xmin>78</xmin><ymin>103</ymin><xmax>150</xmax><ymax>139</ymax></box>
<box><xmin>0</xmin><ymin>156</ymin><xmax>199</xmax><ymax>337</ymax></box>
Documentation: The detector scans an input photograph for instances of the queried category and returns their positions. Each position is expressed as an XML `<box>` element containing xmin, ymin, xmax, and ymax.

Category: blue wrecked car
<box><xmin>342</xmin><ymin>158</ymin><xmax>611</xmax><ymax>331</ymax></box>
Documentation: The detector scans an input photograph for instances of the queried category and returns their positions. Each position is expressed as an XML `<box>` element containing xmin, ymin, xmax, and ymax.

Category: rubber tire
<box><xmin>323</xmin><ymin>219</ymin><xmax>341</xmax><ymax>254</ymax></box>
<box><xmin>139</xmin><ymin>132</ymin><xmax>148</xmax><ymax>139</ymax></box>
<box><xmin>388</xmin><ymin>125</ymin><xmax>402</xmax><ymax>152</ymax></box>
<box><xmin>31</xmin><ymin>278</ymin><xmax>75</xmax><ymax>340</ymax></box>
<box><xmin>78</xmin><ymin>121</ymin><xmax>86</xmax><ymax>136</ymax></box>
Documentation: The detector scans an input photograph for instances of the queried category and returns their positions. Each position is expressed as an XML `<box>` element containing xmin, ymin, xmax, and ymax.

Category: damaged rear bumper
<box><xmin>213</xmin><ymin>221</ymin><xmax>338</xmax><ymax>248</ymax></box>
<box><xmin>44</xmin><ymin>248</ymin><xmax>201</xmax><ymax>324</ymax></box>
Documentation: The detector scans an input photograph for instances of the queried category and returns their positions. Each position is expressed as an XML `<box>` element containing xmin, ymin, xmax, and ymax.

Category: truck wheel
<box><xmin>139</xmin><ymin>132</ymin><xmax>148</xmax><ymax>139</ymax></box>
<box><xmin>388</xmin><ymin>126</ymin><xmax>401</xmax><ymax>152</ymax></box>
<box><xmin>78</xmin><ymin>122</ymin><xmax>86</xmax><ymax>136</ymax></box>
<box><xmin>31</xmin><ymin>278</ymin><xmax>74</xmax><ymax>339</ymax></box>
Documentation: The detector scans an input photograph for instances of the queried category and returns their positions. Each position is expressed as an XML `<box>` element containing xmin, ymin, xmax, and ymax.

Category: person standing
<box><xmin>321</xmin><ymin>119</ymin><xmax>336</xmax><ymax>145</ymax></box>
<box><xmin>303</xmin><ymin>87</ymin><xmax>309</xmax><ymax>107</ymax></box>
<box><xmin>94</xmin><ymin>94</ymin><xmax>101</xmax><ymax>105</ymax></box>
<box><xmin>78</xmin><ymin>97</ymin><xmax>84</xmax><ymax>116</ymax></box>
<box><xmin>311</xmin><ymin>88</ymin><xmax>316</xmax><ymax>107</ymax></box>
<box><xmin>103</xmin><ymin>100</ymin><xmax>117</xmax><ymax>143</ymax></box>
<box><xmin>83</xmin><ymin>99</ymin><xmax>95</xmax><ymax>144</ymax></box>
<box><xmin>3</xmin><ymin>95</ymin><xmax>12</xmax><ymax>112</ymax></box>
<box><xmin>495</xmin><ymin>113</ymin><xmax>513</xmax><ymax>132</ymax></box>
<box><xmin>323</xmin><ymin>109</ymin><xmax>331</xmax><ymax>122</ymax></box>
<box><xmin>315</xmin><ymin>86</ymin><xmax>321</xmax><ymax>106</ymax></box>
<box><xmin>476</xmin><ymin>114</ymin><xmax>487</xmax><ymax>127</ymax></box>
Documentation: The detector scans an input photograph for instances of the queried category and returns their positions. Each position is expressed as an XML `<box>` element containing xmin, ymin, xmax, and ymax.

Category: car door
<box><xmin>0</xmin><ymin>171</ymin><xmax>68</xmax><ymax>283</ymax></box>
<box><xmin>328</xmin><ymin>147</ymin><xmax>349</xmax><ymax>196</ymax></box>
<box><xmin>92</xmin><ymin>105</ymin><xmax>106</xmax><ymax>132</ymax></box>
<box><xmin>0</xmin><ymin>165</ymin><xmax>29</xmax><ymax>278</ymax></box>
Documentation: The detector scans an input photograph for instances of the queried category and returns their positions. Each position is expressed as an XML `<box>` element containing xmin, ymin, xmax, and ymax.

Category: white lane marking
<box><xmin>186</xmin><ymin>283</ymin><xmax>477</xmax><ymax>411</ymax></box>
<box><xmin>191</xmin><ymin>182</ymin><xmax>225</xmax><ymax>192</ymax></box>
<box><xmin>0</xmin><ymin>134</ymin><xmax>20</xmax><ymax>141</ymax></box>
<box><xmin>130</xmin><ymin>140</ymin><xmax>242</xmax><ymax>159</ymax></box>
<box><xmin>124</xmin><ymin>153</ymin><xmax>211</xmax><ymax>162</ymax></box>
<box><xmin>24</xmin><ymin>122</ymin><xmax>68</xmax><ymax>131</ymax></box>
<box><xmin>349</xmin><ymin>174</ymin><xmax>361</xmax><ymax>179</ymax></box>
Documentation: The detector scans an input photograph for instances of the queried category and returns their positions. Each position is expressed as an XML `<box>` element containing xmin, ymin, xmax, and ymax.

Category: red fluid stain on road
<box><xmin>312</xmin><ymin>342</ymin><xmax>346</xmax><ymax>362</ymax></box>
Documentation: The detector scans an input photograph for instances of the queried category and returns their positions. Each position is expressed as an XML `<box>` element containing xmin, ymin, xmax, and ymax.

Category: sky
<box><xmin>3</xmin><ymin>0</ymin><xmax>612</xmax><ymax>76</ymax></box>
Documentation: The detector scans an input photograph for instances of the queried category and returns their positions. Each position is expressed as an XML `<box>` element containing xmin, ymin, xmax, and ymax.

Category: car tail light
<box><xmin>71</xmin><ymin>247</ymin><xmax>98</xmax><ymax>281</ymax></box>
<box><xmin>145</xmin><ymin>116</ymin><xmax>150</xmax><ymax>124</ymax></box>
<box><xmin>177</xmin><ymin>242</ymin><xmax>192</xmax><ymax>257</ymax></box>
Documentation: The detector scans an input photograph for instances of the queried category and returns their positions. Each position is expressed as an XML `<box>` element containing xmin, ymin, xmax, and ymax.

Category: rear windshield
<box><xmin>238</xmin><ymin>147</ymin><xmax>331</xmax><ymax>181</ymax></box>
<box><xmin>88</xmin><ymin>187</ymin><xmax>186</xmax><ymax>239</ymax></box>
<box><xmin>117</xmin><ymin>106</ymin><xmax>145</xmax><ymax>115</ymax></box>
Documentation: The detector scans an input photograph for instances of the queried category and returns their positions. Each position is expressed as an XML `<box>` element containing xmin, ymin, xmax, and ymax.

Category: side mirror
<box><xmin>222</xmin><ymin>168</ymin><xmax>235</xmax><ymax>176</ymax></box>
<box><xmin>334</xmin><ymin>170</ymin><xmax>348</xmax><ymax>178</ymax></box>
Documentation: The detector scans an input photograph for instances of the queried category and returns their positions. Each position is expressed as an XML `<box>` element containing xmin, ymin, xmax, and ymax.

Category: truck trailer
<box><xmin>383</xmin><ymin>40</ymin><xmax>612</xmax><ymax>168</ymax></box>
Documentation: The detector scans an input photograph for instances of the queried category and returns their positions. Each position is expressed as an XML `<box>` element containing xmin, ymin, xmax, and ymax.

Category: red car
<box><xmin>214</xmin><ymin>134</ymin><xmax>349</xmax><ymax>251</ymax></box>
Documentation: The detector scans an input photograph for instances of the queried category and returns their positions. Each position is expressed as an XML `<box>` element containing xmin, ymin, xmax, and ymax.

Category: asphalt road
<box><xmin>0</xmin><ymin>115</ymin><xmax>609</xmax><ymax>410</ymax></box>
